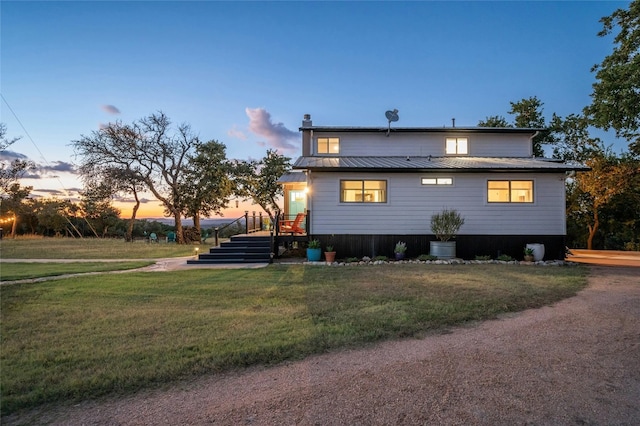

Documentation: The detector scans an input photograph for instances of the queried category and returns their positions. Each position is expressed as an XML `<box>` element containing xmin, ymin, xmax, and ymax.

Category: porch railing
<box><xmin>212</xmin><ymin>211</ymin><xmax>265</xmax><ymax>246</ymax></box>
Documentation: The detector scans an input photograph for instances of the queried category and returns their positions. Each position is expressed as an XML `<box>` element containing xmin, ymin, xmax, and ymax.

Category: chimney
<box><xmin>302</xmin><ymin>114</ymin><xmax>312</xmax><ymax>156</ymax></box>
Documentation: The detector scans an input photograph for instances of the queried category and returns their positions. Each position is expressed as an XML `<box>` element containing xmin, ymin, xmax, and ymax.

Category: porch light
<box><xmin>303</xmin><ymin>187</ymin><xmax>310</xmax><ymax>194</ymax></box>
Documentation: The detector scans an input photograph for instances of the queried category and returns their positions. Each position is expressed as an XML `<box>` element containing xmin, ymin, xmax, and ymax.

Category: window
<box><xmin>341</xmin><ymin>180</ymin><xmax>387</xmax><ymax>203</ymax></box>
<box><xmin>421</xmin><ymin>177</ymin><xmax>453</xmax><ymax>186</ymax></box>
<box><xmin>317</xmin><ymin>137</ymin><xmax>340</xmax><ymax>154</ymax></box>
<box><xmin>445</xmin><ymin>137</ymin><xmax>468</xmax><ymax>155</ymax></box>
<box><xmin>487</xmin><ymin>180</ymin><xmax>533</xmax><ymax>203</ymax></box>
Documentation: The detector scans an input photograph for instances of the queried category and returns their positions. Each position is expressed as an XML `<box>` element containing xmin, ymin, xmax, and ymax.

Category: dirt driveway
<box><xmin>5</xmin><ymin>265</ymin><xmax>640</xmax><ymax>425</ymax></box>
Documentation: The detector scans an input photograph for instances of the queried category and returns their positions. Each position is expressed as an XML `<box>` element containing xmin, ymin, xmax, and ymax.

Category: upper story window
<box><xmin>421</xmin><ymin>177</ymin><xmax>453</xmax><ymax>185</ymax></box>
<box><xmin>317</xmin><ymin>137</ymin><xmax>340</xmax><ymax>154</ymax></box>
<box><xmin>445</xmin><ymin>137</ymin><xmax>468</xmax><ymax>155</ymax></box>
<box><xmin>340</xmin><ymin>180</ymin><xmax>387</xmax><ymax>203</ymax></box>
<box><xmin>488</xmin><ymin>180</ymin><xmax>534</xmax><ymax>203</ymax></box>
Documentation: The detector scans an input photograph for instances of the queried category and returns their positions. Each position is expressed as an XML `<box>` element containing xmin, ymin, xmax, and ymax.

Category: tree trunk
<box><xmin>126</xmin><ymin>195</ymin><xmax>140</xmax><ymax>242</ymax></box>
<box><xmin>10</xmin><ymin>215</ymin><xmax>18</xmax><ymax>238</ymax></box>
<box><xmin>587</xmin><ymin>209</ymin><xmax>599</xmax><ymax>250</ymax></box>
<box><xmin>193</xmin><ymin>214</ymin><xmax>201</xmax><ymax>242</ymax></box>
<box><xmin>173</xmin><ymin>211</ymin><xmax>184</xmax><ymax>244</ymax></box>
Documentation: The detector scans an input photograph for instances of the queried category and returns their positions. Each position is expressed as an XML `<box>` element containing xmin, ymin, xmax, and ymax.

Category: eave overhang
<box><xmin>292</xmin><ymin>156</ymin><xmax>591</xmax><ymax>173</ymax></box>
<box><xmin>298</xmin><ymin>126</ymin><xmax>542</xmax><ymax>136</ymax></box>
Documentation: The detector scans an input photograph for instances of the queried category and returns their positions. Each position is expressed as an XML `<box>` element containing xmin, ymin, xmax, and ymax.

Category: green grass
<box><xmin>0</xmin><ymin>237</ymin><xmax>211</xmax><ymax>259</ymax></box>
<box><xmin>0</xmin><ymin>264</ymin><xmax>588</xmax><ymax>416</ymax></box>
<box><xmin>0</xmin><ymin>261</ymin><xmax>154</xmax><ymax>281</ymax></box>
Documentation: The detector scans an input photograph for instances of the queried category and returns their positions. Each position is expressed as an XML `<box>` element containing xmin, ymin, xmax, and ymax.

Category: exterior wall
<box><xmin>307</xmin><ymin>171</ymin><xmax>566</xmax><ymax>236</ymax></box>
<box><xmin>310</xmin><ymin>234</ymin><xmax>566</xmax><ymax>261</ymax></box>
<box><xmin>311</xmin><ymin>132</ymin><xmax>533</xmax><ymax>158</ymax></box>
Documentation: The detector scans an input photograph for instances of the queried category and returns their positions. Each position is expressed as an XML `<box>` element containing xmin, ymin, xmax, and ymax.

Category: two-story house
<box><xmin>278</xmin><ymin>114</ymin><xmax>588</xmax><ymax>260</ymax></box>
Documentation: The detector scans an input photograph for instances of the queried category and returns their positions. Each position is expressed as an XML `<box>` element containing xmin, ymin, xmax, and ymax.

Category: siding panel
<box><xmin>309</xmin><ymin>172</ymin><xmax>566</xmax><ymax>235</ymax></box>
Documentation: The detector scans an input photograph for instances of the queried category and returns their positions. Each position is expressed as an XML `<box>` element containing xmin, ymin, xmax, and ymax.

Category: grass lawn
<box><xmin>0</xmin><ymin>263</ymin><xmax>588</xmax><ymax>416</ymax></box>
<box><xmin>0</xmin><ymin>237</ymin><xmax>211</xmax><ymax>259</ymax></box>
<box><xmin>0</xmin><ymin>261</ymin><xmax>154</xmax><ymax>281</ymax></box>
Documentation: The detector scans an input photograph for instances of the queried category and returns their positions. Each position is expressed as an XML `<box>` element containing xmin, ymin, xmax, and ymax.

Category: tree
<box><xmin>586</xmin><ymin>0</ymin><xmax>640</xmax><ymax>156</ymax></box>
<box><xmin>478</xmin><ymin>97</ymin><xmax>555</xmax><ymax>157</ymax></box>
<box><xmin>477</xmin><ymin>115</ymin><xmax>511</xmax><ymax>128</ymax></box>
<box><xmin>178</xmin><ymin>140</ymin><xmax>234</xmax><ymax>240</ymax></box>
<box><xmin>73</xmin><ymin>112</ymin><xmax>198</xmax><ymax>243</ymax></box>
<box><xmin>234</xmin><ymin>150</ymin><xmax>291</xmax><ymax>223</ymax></box>
<box><xmin>79</xmin><ymin>162</ymin><xmax>145</xmax><ymax>242</ymax></box>
<box><xmin>1</xmin><ymin>124</ymin><xmax>35</xmax><ymax>237</ymax></box>
<box><xmin>571</xmin><ymin>150</ymin><xmax>636</xmax><ymax>249</ymax></box>
<box><xmin>549</xmin><ymin>113</ymin><xmax>605</xmax><ymax>163</ymax></box>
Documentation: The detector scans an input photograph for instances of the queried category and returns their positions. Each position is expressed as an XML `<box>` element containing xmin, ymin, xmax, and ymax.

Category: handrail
<box><xmin>212</xmin><ymin>211</ymin><xmax>265</xmax><ymax>246</ymax></box>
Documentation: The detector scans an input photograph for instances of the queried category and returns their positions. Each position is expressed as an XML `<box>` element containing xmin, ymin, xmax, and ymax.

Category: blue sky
<box><xmin>0</xmin><ymin>1</ymin><xmax>630</xmax><ymax>217</ymax></box>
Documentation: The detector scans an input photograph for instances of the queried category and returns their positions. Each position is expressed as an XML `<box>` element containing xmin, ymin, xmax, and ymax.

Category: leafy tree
<box><xmin>73</xmin><ymin>112</ymin><xmax>198</xmax><ymax>243</ymax></box>
<box><xmin>78</xmin><ymin>162</ymin><xmax>145</xmax><ymax>242</ymax></box>
<box><xmin>586</xmin><ymin>0</ymin><xmax>640</xmax><ymax>156</ymax></box>
<box><xmin>234</xmin><ymin>150</ymin><xmax>291</xmax><ymax>223</ymax></box>
<box><xmin>477</xmin><ymin>115</ymin><xmax>511</xmax><ymax>128</ymax></box>
<box><xmin>478</xmin><ymin>97</ymin><xmax>555</xmax><ymax>157</ymax></box>
<box><xmin>79</xmin><ymin>184</ymin><xmax>122</xmax><ymax>238</ymax></box>
<box><xmin>549</xmin><ymin>113</ymin><xmax>605</xmax><ymax>162</ymax></box>
<box><xmin>570</xmin><ymin>150</ymin><xmax>636</xmax><ymax>249</ymax></box>
<box><xmin>178</xmin><ymin>140</ymin><xmax>234</xmax><ymax>240</ymax></box>
<box><xmin>30</xmin><ymin>198</ymin><xmax>71</xmax><ymax>237</ymax></box>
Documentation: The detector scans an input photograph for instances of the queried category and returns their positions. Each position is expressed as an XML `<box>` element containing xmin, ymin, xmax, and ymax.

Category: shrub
<box><xmin>431</xmin><ymin>208</ymin><xmax>465</xmax><ymax>242</ymax></box>
<box><xmin>394</xmin><ymin>241</ymin><xmax>407</xmax><ymax>253</ymax></box>
<box><xmin>418</xmin><ymin>254</ymin><xmax>438</xmax><ymax>261</ymax></box>
<box><xmin>497</xmin><ymin>254</ymin><xmax>514</xmax><ymax>261</ymax></box>
<box><xmin>308</xmin><ymin>239</ymin><xmax>321</xmax><ymax>249</ymax></box>
<box><xmin>475</xmin><ymin>255</ymin><xmax>492</xmax><ymax>260</ymax></box>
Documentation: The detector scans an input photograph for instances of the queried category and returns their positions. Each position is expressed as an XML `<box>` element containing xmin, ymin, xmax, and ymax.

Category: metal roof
<box><xmin>298</xmin><ymin>126</ymin><xmax>542</xmax><ymax>135</ymax></box>
<box><xmin>292</xmin><ymin>156</ymin><xmax>590</xmax><ymax>173</ymax></box>
<box><xmin>276</xmin><ymin>171</ymin><xmax>307</xmax><ymax>183</ymax></box>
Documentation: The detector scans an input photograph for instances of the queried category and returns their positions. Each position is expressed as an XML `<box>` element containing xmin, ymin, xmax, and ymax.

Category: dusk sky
<box><xmin>0</xmin><ymin>1</ymin><xmax>630</xmax><ymax>219</ymax></box>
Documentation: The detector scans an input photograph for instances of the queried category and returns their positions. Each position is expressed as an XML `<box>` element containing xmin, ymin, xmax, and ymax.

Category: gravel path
<box><xmin>5</xmin><ymin>266</ymin><xmax>639</xmax><ymax>425</ymax></box>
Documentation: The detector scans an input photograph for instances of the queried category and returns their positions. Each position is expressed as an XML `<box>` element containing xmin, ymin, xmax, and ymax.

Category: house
<box><xmin>277</xmin><ymin>114</ymin><xmax>589</xmax><ymax>260</ymax></box>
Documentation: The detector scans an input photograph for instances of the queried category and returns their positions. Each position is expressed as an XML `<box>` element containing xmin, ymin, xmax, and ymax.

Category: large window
<box><xmin>488</xmin><ymin>180</ymin><xmax>533</xmax><ymax>203</ymax></box>
<box><xmin>445</xmin><ymin>137</ymin><xmax>468</xmax><ymax>155</ymax></box>
<box><xmin>340</xmin><ymin>180</ymin><xmax>387</xmax><ymax>203</ymax></box>
<box><xmin>317</xmin><ymin>137</ymin><xmax>340</xmax><ymax>154</ymax></box>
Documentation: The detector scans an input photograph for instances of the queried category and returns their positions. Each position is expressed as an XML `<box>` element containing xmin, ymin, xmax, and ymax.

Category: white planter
<box><xmin>526</xmin><ymin>243</ymin><xmax>545</xmax><ymax>261</ymax></box>
<box><xmin>430</xmin><ymin>241</ymin><xmax>457</xmax><ymax>259</ymax></box>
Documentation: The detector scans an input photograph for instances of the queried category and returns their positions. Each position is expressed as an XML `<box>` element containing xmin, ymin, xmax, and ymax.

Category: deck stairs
<box><xmin>187</xmin><ymin>235</ymin><xmax>272</xmax><ymax>264</ymax></box>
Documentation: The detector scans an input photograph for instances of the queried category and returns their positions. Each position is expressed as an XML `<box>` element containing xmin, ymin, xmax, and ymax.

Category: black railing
<box><xmin>212</xmin><ymin>211</ymin><xmax>265</xmax><ymax>246</ymax></box>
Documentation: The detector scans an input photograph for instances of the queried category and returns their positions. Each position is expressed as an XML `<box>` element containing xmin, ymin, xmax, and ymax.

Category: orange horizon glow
<box><xmin>112</xmin><ymin>201</ymin><xmax>271</xmax><ymax>221</ymax></box>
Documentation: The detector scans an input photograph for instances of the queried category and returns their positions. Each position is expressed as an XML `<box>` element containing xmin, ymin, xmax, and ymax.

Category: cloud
<box><xmin>101</xmin><ymin>105</ymin><xmax>121</xmax><ymax>115</ymax></box>
<box><xmin>227</xmin><ymin>125</ymin><xmax>247</xmax><ymax>140</ymax></box>
<box><xmin>245</xmin><ymin>108</ymin><xmax>298</xmax><ymax>153</ymax></box>
<box><xmin>39</xmin><ymin>161</ymin><xmax>76</xmax><ymax>174</ymax></box>
<box><xmin>0</xmin><ymin>150</ymin><xmax>29</xmax><ymax>161</ymax></box>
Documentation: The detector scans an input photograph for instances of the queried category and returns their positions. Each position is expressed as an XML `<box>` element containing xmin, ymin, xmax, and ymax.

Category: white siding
<box><xmin>313</xmin><ymin>132</ymin><xmax>533</xmax><ymax>158</ymax></box>
<box><xmin>308</xmin><ymin>172</ymin><xmax>566</xmax><ymax>235</ymax></box>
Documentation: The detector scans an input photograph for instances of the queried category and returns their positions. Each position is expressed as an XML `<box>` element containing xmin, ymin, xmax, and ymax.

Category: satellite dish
<box><xmin>385</xmin><ymin>109</ymin><xmax>399</xmax><ymax>136</ymax></box>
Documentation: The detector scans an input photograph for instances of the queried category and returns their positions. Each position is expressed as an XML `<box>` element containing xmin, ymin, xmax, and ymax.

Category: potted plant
<box><xmin>394</xmin><ymin>241</ymin><xmax>407</xmax><ymax>260</ymax></box>
<box><xmin>324</xmin><ymin>245</ymin><xmax>336</xmax><ymax>263</ymax></box>
<box><xmin>430</xmin><ymin>208</ymin><xmax>465</xmax><ymax>259</ymax></box>
<box><xmin>307</xmin><ymin>239</ymin><xmax>322</xmax><ymax>261</ymax></box>
<box><xmin>524</xmin><ymin>247</ymin><xmax>535</xmax><ymax>262</ymax></box>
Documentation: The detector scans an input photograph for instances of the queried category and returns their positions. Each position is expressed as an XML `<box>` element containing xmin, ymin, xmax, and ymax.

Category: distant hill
<box><xmin>142</xmin><ymin>218</ymin><xmax>235</xmax><ymax>227</ymax></box>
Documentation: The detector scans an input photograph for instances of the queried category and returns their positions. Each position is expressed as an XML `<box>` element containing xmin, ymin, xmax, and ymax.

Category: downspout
<box><xmin>305</xmin><ymin>170</ymin><xmax>312</xmax><ymax>236</ymax></box>
<box><xmin>530</xmin><ymin>131</ymin><xmax>540</xmax><ymax>157</ymax></box>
